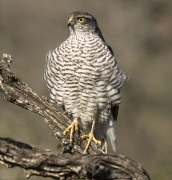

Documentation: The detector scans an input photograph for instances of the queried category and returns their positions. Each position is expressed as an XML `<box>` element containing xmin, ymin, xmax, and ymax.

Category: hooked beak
<box><xmin>68</xmin><ymin>15</ymin><xmax>74</xmax><ymax>26</ymax></box>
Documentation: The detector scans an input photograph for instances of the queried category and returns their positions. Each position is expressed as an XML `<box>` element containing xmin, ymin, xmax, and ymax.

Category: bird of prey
<box><xmin>44</xmin><ymin>11</ymin><xmax>127</xmax><ymax>154</ymax></box>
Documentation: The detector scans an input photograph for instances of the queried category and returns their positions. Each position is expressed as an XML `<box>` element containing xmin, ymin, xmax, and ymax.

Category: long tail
<box><xmin>106</xmin><ymin>126</ymin><xmax>117</xmax><ymax>152</ymax></box>
<box><xmin>105</xmin><ymin>113</ymin><xmax>117</xmax><ymax>152</ymax></box>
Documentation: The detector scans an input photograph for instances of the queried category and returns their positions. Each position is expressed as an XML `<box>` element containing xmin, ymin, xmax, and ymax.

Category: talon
<box><xmin>81</xmin><ymin>132</ymin><xmax>101</xmax><ymax>154</ymax></box>
<box><xmin>63</xmin><ymin>118</ymin><xmax>80</xmax><ymax>142</ymax></box>
<box><xmin>92</xmin><ymin>136</ymin><xmax>101</xmax><ymax>145</ymax></box>
<box><xmin>63</xmin><ymin>125</ymin><xmax>72</xmax><ymax>135</ymax></box>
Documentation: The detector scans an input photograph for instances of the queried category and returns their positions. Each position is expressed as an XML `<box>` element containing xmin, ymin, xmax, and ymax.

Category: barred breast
<box><xmin>44</xmin><ymin>33</ymin><xmax>126</xmax><ymax>129</ymax></box>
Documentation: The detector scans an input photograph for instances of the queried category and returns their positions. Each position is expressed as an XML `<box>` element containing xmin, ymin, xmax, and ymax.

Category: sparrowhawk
<box><xmin>44</xmin><ymin>11</ymin><xmax>127</xmax><ymax>154</ymax></box>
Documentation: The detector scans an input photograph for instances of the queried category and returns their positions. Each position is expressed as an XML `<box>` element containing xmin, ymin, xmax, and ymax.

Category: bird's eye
<box><xmin>77</xmin><ymin>17</ymin><xmax>85</xmax><ymax>23</ymax></box>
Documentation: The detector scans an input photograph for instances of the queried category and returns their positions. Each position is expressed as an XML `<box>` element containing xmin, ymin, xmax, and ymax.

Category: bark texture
<box><xmin>0</xmin><ymin>138</ymin><xmax>150</xmax><ymax>180</ymax></box>
<box><xmin>0</xmin><ymin>54</ymin><xmax>151</xmax><ymax>180</ymax></box>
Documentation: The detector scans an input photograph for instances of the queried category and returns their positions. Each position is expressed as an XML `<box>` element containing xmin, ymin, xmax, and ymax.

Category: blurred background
<box><xmin>0</xmin><ymin>0</ymin><xmax>172</xmax><ymax>179</ymax></box>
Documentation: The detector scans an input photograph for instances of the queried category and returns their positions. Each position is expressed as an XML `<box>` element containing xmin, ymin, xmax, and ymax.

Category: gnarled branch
<box><xmin>0</xmin><ymin>54</ymin><xmax>151</xmax><ymax>180</ymax></box>
<box><xmin>0</xmin><ymin>137</ymin><xmax>150</xmax><ymax>180</ymax></box>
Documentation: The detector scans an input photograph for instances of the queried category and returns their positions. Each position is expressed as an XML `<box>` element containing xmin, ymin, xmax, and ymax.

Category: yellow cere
<box><xmin>69</xmin><ymin>16</ymin><xmax>73</xmax><ymax>22</ymax></box>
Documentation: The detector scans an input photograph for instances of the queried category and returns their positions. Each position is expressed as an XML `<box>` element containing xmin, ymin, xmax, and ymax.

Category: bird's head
<box><xmin>67</xmin><ymin>11</ymin><xmax>98</xmax><ymax>35</ymax></box>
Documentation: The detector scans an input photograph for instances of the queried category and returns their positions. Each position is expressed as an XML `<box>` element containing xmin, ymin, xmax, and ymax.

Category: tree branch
<box><xmin>0</xmin><ymin>54</ymin><xmax>151</xmax><ymax>179</ymax></box>
<box><xmin>0</xmin><ymin>137</ymin><xmax>150</xmax><ymax>180</ymax></box>
<box><xmin>0</xmin><ymin>54</ymin><xmax>100</xmax><ymax>155</ymax></box>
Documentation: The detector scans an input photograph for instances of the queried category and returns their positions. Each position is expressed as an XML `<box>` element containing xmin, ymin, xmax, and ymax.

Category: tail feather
<box><xmin>106</xmin><ymin>126</ymin><xmax>117</xmax><ymax>152</ymax></box>
<box><xmin>105</xmin><ymin>113</ymin><xmax>117</xmax><ymax>152</ymax></box>
<box><xmin>95</xmin><ymin>112</ymin><xmax>117</xmax><ymax>153</ymax></box>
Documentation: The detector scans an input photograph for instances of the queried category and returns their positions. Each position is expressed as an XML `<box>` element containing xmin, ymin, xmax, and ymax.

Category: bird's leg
<box><xmin>102</xmin><ymin>140</ymin><xmax>108</xmax><ymax>154</ymax></box>
<box><xmin>81</xmin><ymin>119</ymin><xmax>101</xmax><ymax>154</ymax></box>
<box><xmin>63</xmin><ymin>118</ymin><xmax>80</xmax><ymax>142</ymax></box>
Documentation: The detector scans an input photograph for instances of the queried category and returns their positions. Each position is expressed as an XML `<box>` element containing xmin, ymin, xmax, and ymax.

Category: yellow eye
<box><xmin>77</xmin><ymin>17</ymin><xmax>85</xmax><ymax>23</ymax></box>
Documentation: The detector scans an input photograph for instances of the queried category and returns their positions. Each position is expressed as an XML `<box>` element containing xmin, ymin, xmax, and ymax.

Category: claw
<box><xmin>63</xmin><ymin>118</ymin><xmax>80</xmax><ymax>142</ymax></box>
<box><xmin>81</xmin><ymin>132</ymin><xmax>101</xmax><ymax>154</ymax></box>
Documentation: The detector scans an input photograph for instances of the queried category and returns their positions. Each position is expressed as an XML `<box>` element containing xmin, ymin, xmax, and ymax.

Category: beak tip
<box><xmin>68</xmin><ymin>15</ymin><xmax>74</xmax><ymax>27</ymax></box>
<box><xmin>67</xmin><ymin>22</ymin><xmax>72</xmax><ymax>27</ymax></box>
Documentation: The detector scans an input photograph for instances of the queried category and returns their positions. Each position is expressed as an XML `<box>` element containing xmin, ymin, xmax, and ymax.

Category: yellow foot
<box><xmin>81</xmin><ymin>133</ymin><xmax>101</xmax><ymax>154</ymax></box>
<box><xmin>63</xmin><ymin>119</ymin><xmax>80</xmax><ymax>142</ymax></box>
